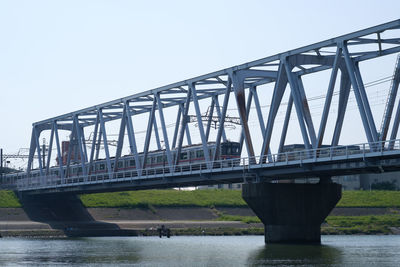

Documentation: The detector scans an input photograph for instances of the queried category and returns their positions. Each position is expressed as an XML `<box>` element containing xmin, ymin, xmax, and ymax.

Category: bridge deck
<box><xmin>8</xmin><ymin>139</ymin><xmax>400</xmax><ymax>195</ymax></box>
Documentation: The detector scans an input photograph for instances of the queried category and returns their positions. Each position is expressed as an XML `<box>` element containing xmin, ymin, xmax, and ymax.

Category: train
<box><xmin>277</xmin><ymin>144</ymin><xmax>361</xmax><ymax>162</ymax></box>
<box><xmin>3</xmin><ymin>141</ymin><xmax>241</xmax><ymax>186</ymax></box>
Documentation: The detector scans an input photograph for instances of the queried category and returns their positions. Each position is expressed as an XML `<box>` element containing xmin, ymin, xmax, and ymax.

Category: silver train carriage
<box><xmin>5</xmin><ymin>141</ymin><xmax>241</xmax><ymax>186</ymax></box>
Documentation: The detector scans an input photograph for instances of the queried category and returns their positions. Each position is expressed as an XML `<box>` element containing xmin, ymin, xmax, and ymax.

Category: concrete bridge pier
<box><xmin>17</xmin><ymin>192</ymin><xmax>123</xmax><ymax>237</ymax></box>
<box><xmin>242</xmin><ymin>182</ymin><xmax>342</xmax><ymax>244</ymax></box>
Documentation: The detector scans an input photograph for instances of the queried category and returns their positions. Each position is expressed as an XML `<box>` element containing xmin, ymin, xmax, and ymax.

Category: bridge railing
<box><xmin>239</xmin><ymin>138</ymin><xmax>400</xmax><ymax>169</ymax></box>
<box><xmin>15</xmin><ymin>156</ymin><xmax>243</xmax><ymax>190</ymax></box>
<box><xmin>10</xmin><ymin>138</ymin><xmax>400</xmax><ymax>191</ymax></box>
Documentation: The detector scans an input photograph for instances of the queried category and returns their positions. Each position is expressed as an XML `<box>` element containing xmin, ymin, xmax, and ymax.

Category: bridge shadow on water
<box><xmin>17</xmin><ymin>192</ymin><xmax>136</xmax><ymax>237</ymax></box>
<box><xmin>247</xmin><ymin>243</ymin><xmax>343</xmax><ymax>266</ymax></box>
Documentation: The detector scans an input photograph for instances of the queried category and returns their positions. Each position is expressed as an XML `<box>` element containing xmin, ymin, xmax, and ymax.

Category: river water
<box><xmin>0</xmin><ymin>235</ymin><xmax>399</xmax><ymax>266</ymax></box>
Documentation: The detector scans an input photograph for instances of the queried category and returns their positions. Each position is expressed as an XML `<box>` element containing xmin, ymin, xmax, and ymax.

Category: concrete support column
<box><xmin>242</xmin><ymin>182</ymin><xmax>341</xmax><ymax>244</ymax></box>
<box><xmin>17</xmin><ymin>192</ymin><xmax>121</xmax><ymax>237</ymax></box>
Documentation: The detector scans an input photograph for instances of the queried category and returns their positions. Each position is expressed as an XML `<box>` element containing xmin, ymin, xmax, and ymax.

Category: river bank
<box><xmin>1</xmin><ymin>190</ymin><xmax>400</xmax><ymax>237</ymax></box>
<box><xmin>1</xmin><ymin>206</ymin><xmax>399</xmax><ymax>237</ymax></box>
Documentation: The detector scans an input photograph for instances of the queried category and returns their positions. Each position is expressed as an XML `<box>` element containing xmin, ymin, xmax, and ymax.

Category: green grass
<box><xmin>80</xmin><ymin>189</ymin><xmax>247</xmax><ymax>208</ymax></box>
<box><xmin>216</xmin><ymin>213</ymin><xmax>400</xmax><ymax>234</ymax></box>
<box><xmin>2</xmin><ymin>189</ymin><xmax>400</xmax><ymax>209</ymax></box>
<box><xmin>325</xmin><ymin>214</ymin><xmax>400</xmax><ymax>228</ymax></box>
<box><xmin>0</xmin><ymin>190</ymin><xmax>21</xmax><ymax>208</ymax></box>
<box><xmin>337</xmin><ymin>190</ymin><xmax>400</xmax><ymax>207</ymax></box>
<box><xmin>324</xmin><ymin>214</ymin><xmax>400</xmax><ymax>234</ymax></box>
<box><xmin>80</xmin><ymin>189</ymin><xmax>400</xmax><ymax>208</ymax></box>
<box><xmin>216</xmin><ymin>214</ymin><xmax>261</xmax><ymax>224</ymax></box>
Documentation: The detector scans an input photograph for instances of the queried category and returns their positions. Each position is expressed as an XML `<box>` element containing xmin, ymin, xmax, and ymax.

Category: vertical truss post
<box><xmin>89</xmin><ymin>114</ymin><xmax>99</xmax><ymax>175</ymax></box>
<box><xmin>205</xmin><ymin>97</ymin><xmax>215</xmax><ymax>142</ymax></box>
<box><xmin>251</xmin><ymin>86</ymin><xmax>273</xmax><ymax>159</ymax></box>
<box><xmin>46</xmin><ymin>124</ymin><xmax>55</xmax><ymax>174</ymax></box>
<box><xmin>185</xmin><ymin>116</ymin><xmax>192</xmax><ymax>145</ymax></box>
<box><xmin>239</xmin><ymin>86</ymin><xmax>253</xmax><ymax>152</ymax></box>
<box><xmin>33</xmin><ymin>127</ymin><xmax>44</xmax><ymax>177</ymax></box>
<box><xmin>27</xmin><ymin>128</ymin><xmax>36</xmax><ymax>175</ymax></box>
<box><xmin>296</xmin><ymin>75</ymin><xmax>317</xmax><ymax>147</ymax></box>
<box><xmin>142</xmin><ymin>98</ymin><xmax>157</xmax><ymax>170</ymax></box>
<box><xmin>284</xmin><ymin>60</ymin><xmax>312</xmax><ymax>150</ymax></box>
<box><xmin>232</xmin><ymin>71</ymin><xmax>256</xmax><ymax>162</ymax></box>
<box><xmin>380</xmin><ymin>55</ymin><xmax>400</xmax><ymax>141</ymax></box>
<box><xmin>317</xmin><ymin>47</ymin><xmax>342</xmax><ymax>148</ymax></box>
<box><xmin>153</xmin><ymin>117</ymin><xmax>162</xmax><ymax>150</ymax></box>
<box><xmin>98</xmin><ymin>109</ymin><xmax>112</xmax><ymax>178</ymax></box>
<box><xmin>342</xmin><ymin>44</ymin><xmax>376</xmax><ymax>143</ymax></box>
<box><xmin>53</xmin><ymin>122</ymin><xmax>64</xmax><ymax>180</ymax></box>
<box><xmin>172</xmin><ymin>104</ymin><xmax>183</xmax><ymax>148</ymax></box>
<box><xmin>214</xmin><ymin>96</ymin><xmax>227</xmax><ymax>142</ymax></box>
<box><xmin>114</xmin><ymin>106</ymin><xmax>127</xmax><ymax>172</ymax></box>
<box><xmin>95</xmin><ymin>122</ymin><xmax>102</xmax><ymax>161</ymax></box>
<box><xmin>390</xmin><ymin>101</ymin><xmax>400</xmax><ymax>149</ymax></box>
<box><xmin>252</xmin><ymin>86</ymin><xmax>266</xmax><ymax>137</ymax></box>
<box><xmin>213</xmin><ymin>78</ymin><xmax>232</xmax><ymax>161</ymax></box>
<box><xmin>74</xmin><ymin>116</ymin><xmax>87</xmax><ymax>176</ymax></box>
<box><xmin>278</xmin><ymin>93</ymin><xmax>293</xmax><ymax>153</ymax></box>
<box><xmin>172</xmin><ymin>103</ymin><xmax>192</xmax><ymax>146</ymax></box>
<box><xmin>260</xmin><ymin>62</ymin><xmax>287</xmax><ymax>162</ymax></box>
<box><xmin>80</xmin><ymin>125</ymin><xmax>88</xmax><ymax>163</ymax></box>
<box><xmin>189</xmin><ymin>82</ymin><xmax>212</xmax><ymax>168</ymax></box>
<box><xmin>389</xmin><ymin>94</ymin><xmax>400</xmax><ymax>148</ymax></box>
<box><xmin>65</xmin><ymin>123</ymin><xmax>76</xmax><ymax>178</ymax></box>
<box><xmin>332</xmin><ymin>72</ymin><xmax>351</xmax><ymax>146</ymax></box>
<box><xmin>175</xmin><ymin>89</ymin><xmax>191</xmax><ymax>167</ymax></box>
<box><xmin>354</xmin><ymin>62</ymin><xmax>379</xmax><ymax>141</ymax></box>
<box><xmin>156</xmin><ymin>92</ymin><xmax>174</xmax><ymax>172</ymax></box>
<box><xmin>125</xmin><ymin>102</ymin><xmax>142</xmax><ymax>172</ymax></box>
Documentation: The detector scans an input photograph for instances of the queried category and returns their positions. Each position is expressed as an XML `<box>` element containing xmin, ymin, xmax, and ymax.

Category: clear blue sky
<box><xmin>1</xmin><ymin>0</ymin><xmax>399</xmax><ymax>163</ymax></box>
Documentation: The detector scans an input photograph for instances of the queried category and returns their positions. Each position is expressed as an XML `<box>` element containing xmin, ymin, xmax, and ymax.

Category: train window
<box><xmin>156</xmin><ymin>156</ymin><xmax>163</xmax><ymax>163</ymax></box>
<box><xmin>232</xmin><ymin>144</ymin><xmax>240</xmax><ymax>155</ymax></box>
<box><xmin>190</xmin><ymin>151</ymin><xmax>195</xmax><ymax>159</ymax></box>
<box><xmin>146</xmin><ymin>157</ymin><xmax>152</xmax><ymax>164</ymax></box>
<box><xmin>129</xmin><ymin>159</ymin><xmax>135</xmax><ymax>167</ymax></box>
<box><xmin>100</xmin><ymin>164</ymin><xmax>105</xmax><ymax>170</ymax></box>
<box><xmin>221</xmin><ymin>143</ymin><xmax>229</xmax><ymax>155</ymax></box>
<box><xmin>196</xmin><ymin>150</ymin><xmax>204</xmax><ymax>158</ymax></box>
<box><xmin>118</xmin><ymin>161</ymin><xmax>123</xmax><ymax>168</ymax></box>
<box><xmin>111</xmin><ymin>163</ymin><xmax>114</xmax><ymax>169</ymax></box>
<box><xmin>180</xmin><ymin>152</ymin><xmax>188</xmax><ymax>160</ymax></box>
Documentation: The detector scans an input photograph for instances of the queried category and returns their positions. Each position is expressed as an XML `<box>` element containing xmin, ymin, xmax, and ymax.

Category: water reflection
<box><xmin>1</xmin><ymin>236</ymin><xmax>399</xmax><ymax>266</ymax></box>
<box><xmin>248</xmin><ymin>243</ymin><xmax>343</xmax><ymax>266</ymax></box>
<box><xmin>1</xmin><ymin>237</ymin><xmax>141</xmax><ymax>266</ymax></box>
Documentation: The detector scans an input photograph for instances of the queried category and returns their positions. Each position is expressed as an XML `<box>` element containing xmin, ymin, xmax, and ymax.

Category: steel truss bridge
<box><xmin>6</xmin><ymin>19</ymin><xmax>400</xmax><ymax>194</ymax></box>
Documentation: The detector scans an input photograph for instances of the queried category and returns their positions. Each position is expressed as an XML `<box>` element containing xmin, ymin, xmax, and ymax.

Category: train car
<box><xmin>11</xmin><ymin>141</ymin><xmax>242</xmax><ymax>185</ymax></box>
<box><xmin>277</xmin><ymin>144</ymin><xmax>361</xmax><ymax>162</ymax></box>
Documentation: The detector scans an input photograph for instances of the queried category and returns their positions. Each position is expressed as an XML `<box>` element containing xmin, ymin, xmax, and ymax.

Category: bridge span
<box><xmin>3</xmin><ymin>19</ymin><xmax>400</xmax><ymax>244</ymax></box>
<box><xmin>9</xmin><ymin>139</ymin><xmax>400</xmax><ymax>195</ymax></box>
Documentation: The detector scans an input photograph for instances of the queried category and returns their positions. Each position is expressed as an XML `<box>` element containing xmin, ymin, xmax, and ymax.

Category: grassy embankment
<box><xmin>0</xmin><ymin>190</ymin><xmax>21</xmax><ymax>208</ymax></box>
<box><xmin>1</xmin><ymin>189</ymin><xmax>400</xmax><ymax>234</ymax></box>
<box><xmin>55</xmin><ymin>189</ymin><xmax>400</xmax><ymax>235</ymax></box>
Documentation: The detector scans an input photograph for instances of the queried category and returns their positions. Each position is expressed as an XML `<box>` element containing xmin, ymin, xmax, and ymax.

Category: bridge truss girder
<box><xmin>26</xmin><ymin>19</ymin><xmax>400</xmax><ymax>177</ymax></box>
